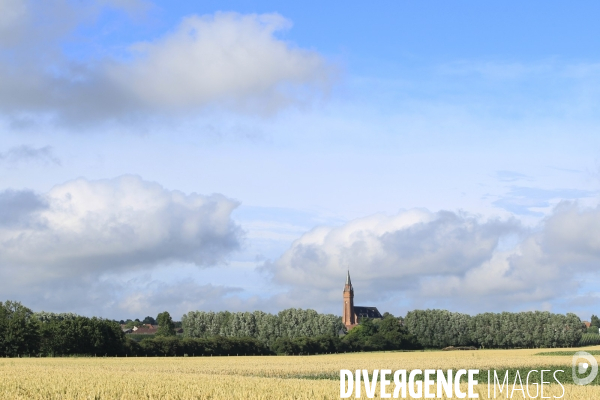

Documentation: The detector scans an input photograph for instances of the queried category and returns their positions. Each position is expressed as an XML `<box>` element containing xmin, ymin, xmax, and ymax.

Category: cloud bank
<box><xmin>265</xmin><ymin>203</ymin><xmax>600</xmax><ymax>313</ymax></box>
<box><xmin>265</xmin><ymin>209</ymin><xmax>519</xmax><ymax>294</ymax></box>
<box><xmin>0</xmin><ymin>2</ymin><xmax>332</xmax><ymax>127</ymax></box>
<box><xmin>0</xmin><ymin>175</ymin><xmax>241</xmax><ymax>282</ymax></box>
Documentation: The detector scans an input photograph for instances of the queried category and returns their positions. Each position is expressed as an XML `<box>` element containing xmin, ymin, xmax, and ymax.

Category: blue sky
<box><xmin>2</xmin><ymin>0</ymin><xmax>600</xmax><ymax>321</ymax></box>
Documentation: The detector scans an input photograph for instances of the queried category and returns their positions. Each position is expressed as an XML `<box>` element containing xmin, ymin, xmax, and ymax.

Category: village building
<box><xmin>342</xmin><ymin>271</ymin><xmax>382</xmax><ymax>330</ymax></box>
<box><xmin>120</xmin><ymin>324</ymin><xmax>183</xmax><ymax>335</ymax></box>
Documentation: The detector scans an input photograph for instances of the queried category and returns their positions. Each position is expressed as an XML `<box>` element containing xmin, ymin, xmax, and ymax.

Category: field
<box><xmin>2</xmin><ymin>347</ymin><xmax>600</xmax><ymax>399</ymax></box>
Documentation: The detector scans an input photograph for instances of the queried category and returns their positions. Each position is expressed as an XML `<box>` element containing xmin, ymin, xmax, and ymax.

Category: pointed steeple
<box><xmin>343</xmin><ymin>270</ymin><xmax>356</xmax><ymax>329</ymax></box>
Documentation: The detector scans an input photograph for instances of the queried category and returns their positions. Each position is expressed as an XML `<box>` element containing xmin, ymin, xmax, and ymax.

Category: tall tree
<box><xmin>1</xmin><ymin>301</ymin><xmax>40</xmax><ymax>357</ymax></box>
<box><xmin>156</xmin><ymin>311</ymin><xmax>176</xmax><ymax>337</ymax></box>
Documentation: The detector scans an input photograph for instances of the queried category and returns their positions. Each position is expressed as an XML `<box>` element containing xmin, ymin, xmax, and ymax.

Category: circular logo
<box><xmin>572</xmin><ymin>351</ymin><xmax>598</xmax><ymax>385</ymax></box>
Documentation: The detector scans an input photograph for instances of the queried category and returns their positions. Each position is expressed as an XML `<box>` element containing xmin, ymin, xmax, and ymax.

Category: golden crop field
<box><xmin>1</xmin><ymin>347</ymin><xmax>599</xmax><ymax>399</ymax></box>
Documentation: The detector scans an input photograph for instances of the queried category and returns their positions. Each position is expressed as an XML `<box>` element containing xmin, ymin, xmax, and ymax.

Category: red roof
<box><xmin>133</xmin><ymin>324</ymin><xmax>158</xmax><ymax>334</ymax></box>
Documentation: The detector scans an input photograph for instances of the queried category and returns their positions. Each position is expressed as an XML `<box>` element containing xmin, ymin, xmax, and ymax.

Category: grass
<box><xmin>536</xmin><ymin>350</ymin><xmax>600</xmax><ymax>356</ymax></box>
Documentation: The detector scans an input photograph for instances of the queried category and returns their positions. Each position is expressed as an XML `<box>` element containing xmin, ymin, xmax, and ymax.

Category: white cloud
<box><xmin>8</xmin><ymin>198</ymin><xmax>600</xmax><ymax>319</ymax></box>
<box><xmin>265</xmin><ymin>209</ymin><xmax>519</xmax><ymax>292</ymax></box>
<box><xmin>108</xmin><ymin>12</ymin><xmax>330</xmax><ymax>111</ymax></box>
<box><xmin>264</xmin><ymin>203</ymin><xmax>600</xmax><ymax>314</ymax></box>
<box><xmin>0</xmin><ymin>175</ymin><xmax>241</xmax><ymax>281</ymax></box>
<box><xmin>0</xmin><ymin>5</ymin><xmax>333</xmax><ymax>127</ymax></box>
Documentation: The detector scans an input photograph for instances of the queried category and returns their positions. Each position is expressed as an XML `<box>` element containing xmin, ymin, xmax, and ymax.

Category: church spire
<box><xmin>343</xmin><ymin>270</ymin><xmax>356</xmax><ymax>329</ymax></box>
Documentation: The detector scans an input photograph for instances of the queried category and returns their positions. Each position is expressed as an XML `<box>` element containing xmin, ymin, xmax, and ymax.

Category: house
<box><xmin>121</xmin><ymin>323</ymin><xmax>181</xmax><ymax>335</ymax></box>
<box><xmin>134</xmin><ymin>324</ymin><xmax>158</xmax><ymax>334</ymax></box>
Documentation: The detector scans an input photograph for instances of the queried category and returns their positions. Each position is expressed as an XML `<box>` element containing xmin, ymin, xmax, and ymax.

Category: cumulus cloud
<box><xmin>0</xmin><ymin>175</ymin><xmax>241</xmax><ymax>282</ymax></box>
<box><xmin>419</xmin><ymin>202</ymin><xmax>600</xmax><ymax>310</ymax></box>
<box><xmin>0</xmin><ymin>2</ymin><xmax>333</xmax><ymax>128</ymax></box>
<box><xmin>108</xmin><ymin>13</ymin><xmax>330</xmax><ymax>111</ymax></box>
<box><xmin>265</xmin><ymin>209</ymin><xmax>519</xmax><ymax>292</ymax></box>
<box><xmin>265</xmin><ymin>203</ymin><xmax>600</xmax><ymax>314</ymax></box>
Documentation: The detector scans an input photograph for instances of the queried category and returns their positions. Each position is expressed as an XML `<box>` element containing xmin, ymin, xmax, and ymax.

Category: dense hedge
<box><xmin>127</xmin><ymin>334</ymin><xmax>156</xmax><ymax>342</ymax></box>
<box><xmin>130</xmin><ymin>336</ymin><xmax>271</xmax><ymax>356</ymax></box>
<box><xmin>271</xmin><ymin>335</ymin><xmax>341</xmax><ymax>355</ymax></box>
<box><xmin>405</xmin><ymin>310</ymin><xmax>585</xmax><ymax>349</ymax></box>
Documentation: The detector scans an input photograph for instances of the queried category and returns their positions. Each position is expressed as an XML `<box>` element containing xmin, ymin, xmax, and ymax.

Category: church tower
<box><xmin>342</xmin><ymin>271</ymin><xmax>357</xmax><ymax>330</ymax></box>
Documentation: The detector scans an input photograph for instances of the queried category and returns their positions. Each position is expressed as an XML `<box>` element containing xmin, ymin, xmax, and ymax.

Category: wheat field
<box><xmin>1</xmin><ymin>347</ymin><xmax>599</xmax><ymax>399</ymax></box>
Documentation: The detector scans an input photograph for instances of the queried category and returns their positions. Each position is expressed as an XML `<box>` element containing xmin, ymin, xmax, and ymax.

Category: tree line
<box><xmin>404</xmin><ymin>309</ymin><xmax>585</xmax><ymax>349</ymax></box>
<box><xmin>0</xmin><ymin>302</ymin><xmax>132</xmax><ymax>357</ymax></box>
<box><xmin>130</xmin><ymin>312</ymin><xmax>420</xmax><ymax>356</ymax></box>
<box><xmin>181</xmin><ymin>308</ymin><xmax>345</xmax><ymax>346</ymax></box>
<box><xmin>0</xmin><ymin>300</ymin><xmax>589</xmax><ymax>357</ymax></box>
<box><xmin>0</xmin><ymin>301</ymin><xmax>418</xmax><ymax>357</ymax></box>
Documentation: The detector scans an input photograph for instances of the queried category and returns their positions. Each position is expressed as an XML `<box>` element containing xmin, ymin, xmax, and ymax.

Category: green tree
<box><xmin>124</xmin><ymin>319</ymin><xmax>143</xmax><ymax>329</ymax></box>
<box><xmin>341</xmin><ymin>319</ymin><xmax>380</xmax><ymax>351</ymax></box>
<box><xmin>38</xmin><ymin>315</ymin><xmax>126</xmax><ymax>356</ymax></box>
<box><xmin>156</xmin><ymin>311</ymin><xmax>176</xmax><ymax>337</ymax></box>
<box><xmin>377</xmin><ymin>314</ymin><xmax>420</xmax><ymax>350</ymax></box>
<box><xmin>405</xmin><ymin>309</ymin><xmax>472</xmax><ymax>348</ymax></box>
<box><xmin>181</xmin><ymin>308</ymin><xmax>342</xmax><ymax>346</ymax></box>
<box><xmin>1</xmin><ymin>301</ymin><xmax>40</xmax><ymax>357</ymax></box>
<box><xmin>587</xmin><ymin>325</ymin><xmax>600</xmax><ymax>334</ymax></box>
<box><xmin>591</xmin><ymin>315</ymin><xmax>600</xmax><ymax>329</ymax></box>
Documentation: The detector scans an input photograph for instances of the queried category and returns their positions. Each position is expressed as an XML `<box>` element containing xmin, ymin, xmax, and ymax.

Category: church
<box><xmin>342</xmin><ymin>271</ymin><xmax>382</xmax><ymax>330</ymax></box>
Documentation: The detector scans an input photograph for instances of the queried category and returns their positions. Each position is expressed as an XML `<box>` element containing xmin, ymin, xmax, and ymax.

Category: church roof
<box><xmin>354</xmin><ymin>306</ymin><xmax>383</xmax><ymax>319</ymax></box>
<box><xmin>346</xmin><ymin>270</ymin><xmax>352</xmax><ymax>286</ymax></box>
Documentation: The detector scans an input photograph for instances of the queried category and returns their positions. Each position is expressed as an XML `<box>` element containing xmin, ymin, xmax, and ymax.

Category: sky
<box><xmin>2</xmin><ymin>0</ymin><xmax>600</xmax><ymax>321</ymax></box>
